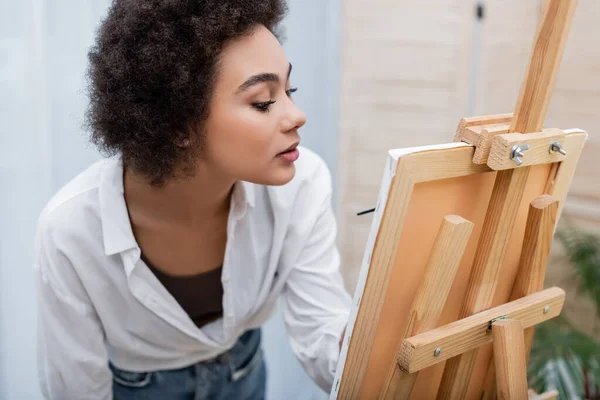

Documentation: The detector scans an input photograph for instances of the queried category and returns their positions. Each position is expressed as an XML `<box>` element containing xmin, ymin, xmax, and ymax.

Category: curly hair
<box><xmin>86</xmin><ymin>0</ymin><xmax>287</xmax><ymax>185</ymax></box>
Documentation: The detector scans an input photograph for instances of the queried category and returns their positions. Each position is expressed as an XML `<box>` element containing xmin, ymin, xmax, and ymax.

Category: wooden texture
<box><xmin>453</xmin><ymin>113</ymin><xmax>512</xmax><ymax>165</ymax></box>
<box><xmin>454</xmin><ymin>117</ymin><xmax>512</xmax><ymax>165</ymax></box>
<box><xmin>545</xmin><ymin>130</ymin><xmax>587</xmax><ymax>219</ymax></box>
<box><xmin>333</xmin><ymin>139</ymin><xmax>585</xmax><ymax>398</ymax></box>
<box><xmin>510</xmin><ymin>195</ymin><xmax>560</xmax><ymax>302</ymax></box>
<box><xmin>335</xmin><ymin>146</ymin><xmax>491</xmax><ymax>399</ymax></box>
<box><xmin>487</xmin><ymin>129</ymin><xmax>567</xmax><ymax>170</ymax></box>
<box><xmin>472</xmin><ymin>125</ymin><xmax>512</xmax><ymax>164</ymax></box>
<box><xmin>473</xmin><ymin>0</ymin><xmax>600</xmax><ymax>234</ymax></box>
<box><xmin>543</xmin><ymin>0</ymin><xmax>600</xmax><ymax>234</ymax></box>
<box><xmin>454</xmin><ymin>113</ymin><xmax>513</xmax><ymax>142</ymax></box>
<box><xmin>340</xmin><ymin>0</ymin><xmax>600</xmax><ymax>304</ymax></box>
<box><xmin>492</xmin><ymin>320</ymin><xmax>529</xmax><ymax>400</ymax></box>
<box><xmin>510</xmin><ymin>195</ymin><xmax>560</xmax><ymax>321</ymax></box>
<box><xmin>398</xmin><ymin>287</ymin><xmax>565</xmax><ymax>373</ymax></box>
<box><xmin>480</xmin><ymin>195</ymin><xmax>560</xmax><ymax>399</ymax></box>
<box><xmin>335</xmin><ymin>0</ymin><xmax>596</xmax><ymax>395</ymax></box>
<box><xmin>509</xmin><ymin>0</ymin><xmax>579</xmax><ymax>134</ymax></box>
<box><xmin>378</xmin><ymin>215</ymin><xmax>474</xmax><ymax>399</ymax></box>
<box><xmin>436</xmin><ymin>166</ymin><xmax>530</xmax><ymax>399</ymax></box>
<box><xmin>437</xmin><ymin>1</ymin><xmax>578</xmax><ymax>397</ymax></box>
<box><xmin>451</xmin><ymin>133</ymin><xmax>585</xmax><ymax>400</ymax></box>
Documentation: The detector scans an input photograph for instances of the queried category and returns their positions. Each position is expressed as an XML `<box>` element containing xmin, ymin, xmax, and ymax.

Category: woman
<box><xmin>33</xmin><ymin>1</ymin><xmax>351</xmax><ymax>399</ymax></box>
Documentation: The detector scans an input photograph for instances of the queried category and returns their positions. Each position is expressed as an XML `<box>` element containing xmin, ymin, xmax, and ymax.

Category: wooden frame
<box><xmin>487</xmin><ymin>129</ymin><xmax>567</xmax><ymax>170</ymax></box>
<box><xmin>398</xmin><ymin>287</ymin><xmax>565</xmax><ymax>373</ymax></box>
<box><xmin>330</xmin><ymin>131</ymin><xmax>585</xmax><ymax>399</ymax></box>
<box><xmin>331</xmin><ymin>0</ymin><xmax>586</xmax><ymax>398</ymax></box>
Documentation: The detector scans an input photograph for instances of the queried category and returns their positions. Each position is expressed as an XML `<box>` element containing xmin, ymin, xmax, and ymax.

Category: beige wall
<box><xmin>338</xmin><ymin>0</ymin><xmax>600</xmax><ymax>294</ymax></box>
<box><xmin>338</xmin><ymin>0</ymin><xmax>476</xmax><ymax>292</ymax></box>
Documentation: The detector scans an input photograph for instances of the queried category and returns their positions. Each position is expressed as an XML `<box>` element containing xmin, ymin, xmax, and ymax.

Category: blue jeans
<box><xmin>110</xmin><ymin>329</ymin><xmax>266</xmax><ymax>400</ymax></box>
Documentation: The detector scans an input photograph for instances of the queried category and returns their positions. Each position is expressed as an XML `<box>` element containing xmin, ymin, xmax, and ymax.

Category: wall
<box><xmin>0</xmin><ymin>2</ymin><xmax>100</xmax><ymax>397</ymax></box>
<box><xmin>0</xmin><ymin>0</ymin><xmax>340</xmax><ymax>398</ymax></box>
<box><xmin>337</xmin><ymin>0</ymin><xmax>477</xmax><ymax>292</ymax></box>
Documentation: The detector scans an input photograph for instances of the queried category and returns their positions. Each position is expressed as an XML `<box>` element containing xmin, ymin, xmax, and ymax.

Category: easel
<box><xmin>332</xmin><ymin>0</ymin><xmax>586</xmax><ymax>398</ymax></box>
<box><xmin>383</xmin><ymin>0</ymin><xmax>578</xmax><ymax>398</ymax></box>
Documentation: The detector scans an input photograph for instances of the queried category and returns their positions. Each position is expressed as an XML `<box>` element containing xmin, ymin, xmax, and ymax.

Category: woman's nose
<box><xmin>281</xmin><ymin>100</ymin><xmax>307</xmax><ymax>133</ymax></box>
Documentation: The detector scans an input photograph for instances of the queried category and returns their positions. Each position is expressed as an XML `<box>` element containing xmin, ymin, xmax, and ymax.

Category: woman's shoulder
<box><xmin>36</xmin><ymin>158</ymin><xmax>115</xmax><ymax>243</ymax></box>
<box><xmin>292</xmin><ymin>146</ymin><xmax>331</xmax><ymax>184</ymax></box>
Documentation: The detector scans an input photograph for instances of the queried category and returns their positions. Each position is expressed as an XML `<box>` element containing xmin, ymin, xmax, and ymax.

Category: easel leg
<box><xmin>480</xmin><ymin>195</ymin><xmax>559</xmax><ymax>399</ymax></box>
<box><xmin>492</xmin><ymin>319</ymin><xmax>529</xmax><ymax>400</ymax></box>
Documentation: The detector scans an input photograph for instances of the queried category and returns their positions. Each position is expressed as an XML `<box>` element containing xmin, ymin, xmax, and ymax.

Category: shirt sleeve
<box><xmin>281</xmin><ymin>161</ymin><xmax>352</xmax><ymax>392</ymax></box>
<box><xmin>34</xmin><ymin>226</ymin><xmax>112</xmax><ymax>400</ymax></box>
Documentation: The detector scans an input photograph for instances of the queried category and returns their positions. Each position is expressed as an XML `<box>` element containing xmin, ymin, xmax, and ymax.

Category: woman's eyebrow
<box><xmin>236</xmin><ymin>62</ymin><xmax>293</xmax><ymax>93</ymax></box>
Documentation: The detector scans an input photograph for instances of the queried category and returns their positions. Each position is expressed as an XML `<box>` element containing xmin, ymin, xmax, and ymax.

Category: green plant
<box><xmin>528</xmin><ymin>226</ymin><xmax>600</xmax><ymax>399</ymax></box>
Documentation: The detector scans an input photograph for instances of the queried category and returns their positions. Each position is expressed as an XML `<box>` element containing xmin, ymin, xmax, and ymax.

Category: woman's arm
<box><xmin>34</xmin><ymin>227</ymin><xmax>112</xmax><ymax>399</ymax></box>
<box><xmin>281</xmin><ymin>160</ymin><xmax>352</xmax><ymax>392</ymax></box>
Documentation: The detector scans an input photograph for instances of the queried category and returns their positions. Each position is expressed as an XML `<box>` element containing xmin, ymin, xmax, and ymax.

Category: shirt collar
<box><xmin>99</xmin><ymin>158</ymin><xmax>257</xmax><ymax>256</ymax></box>
<box><xmin>231</xmin><ymin>180</ymin><xmax>255</xmax><ymax>219</ymax></box>
<box><xmin>99</xmin><ymin>158</ymin><xmax>139</xmax><ymax>256</ymax></box>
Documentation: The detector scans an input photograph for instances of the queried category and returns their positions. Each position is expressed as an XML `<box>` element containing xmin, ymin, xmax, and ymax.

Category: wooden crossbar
<box><xmin>487</xmin><ymin>129</ymin><xmax>567</xmax><ymax>170</ymax></box>
<box><xmin>398</xmin><ymin>287</ymin><xmax>565</xmax><ymax>374</ymax></box>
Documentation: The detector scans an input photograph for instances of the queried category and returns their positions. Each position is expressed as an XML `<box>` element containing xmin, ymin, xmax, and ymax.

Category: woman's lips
<box><xmin>277</xmin><ymin>148</ymin><xmax>300</xmax><ymax>162</ymax></box>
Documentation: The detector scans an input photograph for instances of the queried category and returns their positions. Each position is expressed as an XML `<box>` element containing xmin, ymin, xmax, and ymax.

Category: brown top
<box><xmin>142</xmin><ymin>255</ymin><xmax>224</xmax><ymax>328</ymax></box>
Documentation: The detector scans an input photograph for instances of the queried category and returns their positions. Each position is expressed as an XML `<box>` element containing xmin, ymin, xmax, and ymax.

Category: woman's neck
<box><xmin>124</xmin><ymin>163</ymin><xmax>235</xmax><ymax>228</ymax></box>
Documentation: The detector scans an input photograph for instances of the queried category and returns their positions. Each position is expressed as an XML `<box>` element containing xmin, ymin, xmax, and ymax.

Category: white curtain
<box><xmin>0</xmin><ymin>0</ymin><xmax>339</xmax><ymax>398</ymax></box>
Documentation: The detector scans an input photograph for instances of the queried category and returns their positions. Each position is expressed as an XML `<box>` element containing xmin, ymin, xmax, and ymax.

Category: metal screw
<box><xmin>511</xmin><ymin>144</ymin><xmax>530</xmax><ymax>166</ymax></box>
<box><xmin>543</xmin><ymin>305</ymin><xmax>550</xmax><ymax>314</ymax></box>
<box><xmin>434</xmin><ymin>347</ymin><xmax>442</xmax><ymax>357</ymax></box>
<box><xmin>549</xmin><ymin>140</ymin><xmax>567</xmax><ymax>155</ymax></box>
<box><xmin>488</xmin><ymin>315</ymin><xmax>509</xmax><ymax>331</ymax></box>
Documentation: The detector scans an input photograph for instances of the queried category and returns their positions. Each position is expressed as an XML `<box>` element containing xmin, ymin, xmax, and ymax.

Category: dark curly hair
<box><xmin>86</xmin><ymin>0</ymin><xmax>287</xmax><ymax>185</ymax></box>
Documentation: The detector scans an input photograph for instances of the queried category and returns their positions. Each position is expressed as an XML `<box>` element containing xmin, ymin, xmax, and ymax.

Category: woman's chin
<box><xmin>249</xmin><ymin>165</ymin><xmax>296</xmax><ymax>186</ymax></box>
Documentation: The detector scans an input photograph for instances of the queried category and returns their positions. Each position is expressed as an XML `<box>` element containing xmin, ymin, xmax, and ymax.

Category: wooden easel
<box><xmin>383</xmin><ymin>0</ymin><xmax>578</xmax><ymax>398</ymax></box>
<box><xmin>332</xmin><ymin>0</ymin><xmax>586</xmax><ymax>398</ymax></box>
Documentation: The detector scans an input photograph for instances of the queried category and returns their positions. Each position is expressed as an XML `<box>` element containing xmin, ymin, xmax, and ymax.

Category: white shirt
<box><xmin>33</xmin><ymin>146</ymin><xmax>351</xmax><ymax>399</ymax></box>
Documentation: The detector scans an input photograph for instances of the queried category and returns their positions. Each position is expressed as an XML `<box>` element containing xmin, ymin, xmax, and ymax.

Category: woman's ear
<box><xmin>176</xmin><ymin>138</ymin><xmax>191</xmax><ymax>148</ymax></box>
<box><xmin>176</xmin><ymin>123</ymin><xmax>200</xmax><ymax>148</ymax></box>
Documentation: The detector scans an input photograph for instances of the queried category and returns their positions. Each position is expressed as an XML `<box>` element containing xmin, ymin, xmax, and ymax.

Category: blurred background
<box><xmin>0</xmin><ymin>0</ymin><xmax>598</xmax><ymax>399</ymax></box>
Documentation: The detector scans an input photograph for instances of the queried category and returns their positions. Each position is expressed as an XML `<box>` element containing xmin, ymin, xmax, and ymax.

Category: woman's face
<box><xmin>201</xmin><ymin>24</ymin><xmax>306</xmax><ymax>186</ymax></box>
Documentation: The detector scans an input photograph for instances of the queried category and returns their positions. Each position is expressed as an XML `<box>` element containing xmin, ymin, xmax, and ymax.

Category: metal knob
<box><xmin>549</xmin><ymin>140</ymin><xmax>567</xmax><ymax>155</ymax></box>
<box><xmin>510</xmin><ymin>144</ymin><xmax>530</xmax><ymax>166</ymax></box>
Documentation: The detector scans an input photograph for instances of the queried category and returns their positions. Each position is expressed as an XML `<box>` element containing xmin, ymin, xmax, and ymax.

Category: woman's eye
<box><xmin>252</xmin><ymin>100</ymin><xmax>276</xmax><ymax>113</ymax></box>
<box><xmin>286</xmin><ymin>87</ymin><xmax>298</xmax><ymax>97</ymax></box>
